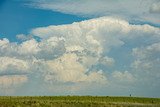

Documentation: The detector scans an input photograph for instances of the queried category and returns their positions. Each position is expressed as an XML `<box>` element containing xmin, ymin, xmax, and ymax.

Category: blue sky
<box><xmin>0</xmin><ymin>0</ymin><xmax>86</xmax><ymax>41</ymax></box>
<box><xmin>0</xmin><ymin>0</ymin><xmax>160</xmax><ymax>97</ymax></box>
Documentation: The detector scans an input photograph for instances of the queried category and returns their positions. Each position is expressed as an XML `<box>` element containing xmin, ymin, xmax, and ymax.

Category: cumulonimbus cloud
<box><xmin>0</xmin><ymin>17</ymin><xmax>160</xmax><ymax>96</ymax></box>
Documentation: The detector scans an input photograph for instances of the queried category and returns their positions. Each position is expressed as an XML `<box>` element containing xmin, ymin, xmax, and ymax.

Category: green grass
<box><xmin>0</xmin><ymin>96</ymin><xmax>160</xmax><ymax>107</ymax></box>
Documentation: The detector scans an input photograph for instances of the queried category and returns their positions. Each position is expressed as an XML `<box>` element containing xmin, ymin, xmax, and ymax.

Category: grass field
<box><xmin>0</xmin><ymin>96</ymin><xmax>160</xmax><ymax>107</ymax></box>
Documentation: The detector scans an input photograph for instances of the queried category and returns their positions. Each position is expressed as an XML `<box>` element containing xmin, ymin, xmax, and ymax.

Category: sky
<box><xmin>0</xmin><ymin>0</ymin><xmax>160</xmax><ymax>97</ymax></box>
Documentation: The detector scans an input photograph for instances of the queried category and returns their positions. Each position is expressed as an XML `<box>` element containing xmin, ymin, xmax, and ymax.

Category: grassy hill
<box><xmin>0</xmin><ymin>96</ymin><xmax>160</xmax><ymax>107</ymax></box>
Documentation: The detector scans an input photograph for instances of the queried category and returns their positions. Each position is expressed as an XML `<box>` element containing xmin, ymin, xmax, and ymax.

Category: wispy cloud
<box><xmin>28</xmin><ymin>0</ymin><xmax>160</xmax><ymax>25</ymax></box>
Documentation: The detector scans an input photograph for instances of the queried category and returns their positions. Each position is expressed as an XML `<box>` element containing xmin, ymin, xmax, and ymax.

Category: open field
<box><xmin>0</xmin><ymin>96</ymin><xmax>160</xmax><ymax>107</ymax></box>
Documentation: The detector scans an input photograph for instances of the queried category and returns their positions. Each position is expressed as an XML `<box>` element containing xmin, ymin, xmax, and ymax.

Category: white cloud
<box><xmin>31</xmin><ymin>17</ymin><xmax>160</xmax><ymax>54</ymax></box>
<box><xmin>66</xmin><ymin>45</ymin><xmax>84</xmax><ymax>53</ymax></box>
<box><xmin>132</xmin><ymin>42</ymin><xmax>160</xmax><ymax>61</ymax></box>
<box><xmin>18</xmin><ymin>39</ymin><xmax>40</xmax><ymax>55</ymax></box>
<box><xmin>37</xmin><ymin>36</ymin><xmax>65</xmax><ymax>59</ymax></box>
<box><xmin>0</xmin><ymin>16</ymin><xmax>160</xmax><ymax>95</ymax></box>
<box><xmin>28</xmin><ymin>0</ymin><xmax>160</xmax><ymax>24</ymax></box>
<box><xmin>0</xmin><ymin>37</ymin><xmax>65</xmax><ymax>59</ymax></box>
<box><xmin>99</xmin><ymin>56</ymin><xmax>115</xmax><ymax>67</ymax></box>
<box><xmin>16</xmin><ymin>34</ymin><xmax>33</xmax><ymax>41</ymax></box>
<box><xmin>112</xmin><ymin>71</ymin><xmax>135</xmax><ymax>84</ymax></box>
<box><xmin>0</xmin><ymin>57</ymin><xmax>29</xmax><ymax>72</ymax></box>
<box><xmin>30</xmin><ymin>17</ymin><xmax>160</xmax><ymax>93</ymax></box>
<box><xmin>45</xmin><ymin>53</ymin><xmax>107</xmax><ymax>84</ymax></box>
<box><xmin>150</xmin><ymin>2</ymin><xmax>160</xmax><ymax>13</ymax></box>
<box><xmin>0</xmin><ymin>38</ymin><xmax>9</xmax><ymax>46</ymax></box>
<box><xmin>131</xmin><ymin>42</ymin><xmax>160</xmax><ymax>87</ymax></box>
